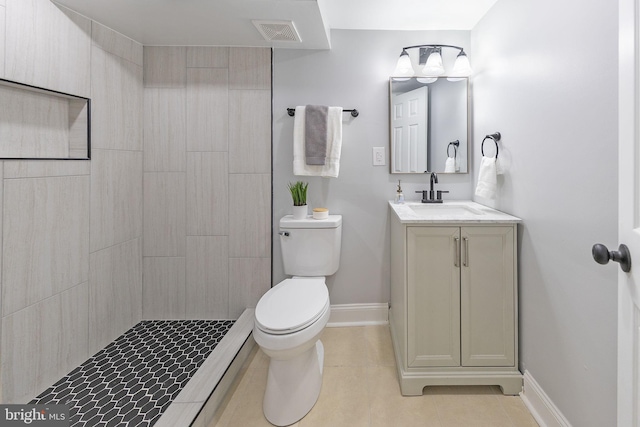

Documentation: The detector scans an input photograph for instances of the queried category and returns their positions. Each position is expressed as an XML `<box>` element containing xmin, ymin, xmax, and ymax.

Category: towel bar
<box><xmin>287</xmin><ymin>108</ymin><xmax>359</xmax><ymax>118</ymax></box>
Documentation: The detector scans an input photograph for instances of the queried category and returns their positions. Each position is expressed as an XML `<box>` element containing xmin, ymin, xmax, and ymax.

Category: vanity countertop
<box><xmin>389</xmin><ymin>200</ymin><xmax>521</xmax><ymax>224</ymax></box>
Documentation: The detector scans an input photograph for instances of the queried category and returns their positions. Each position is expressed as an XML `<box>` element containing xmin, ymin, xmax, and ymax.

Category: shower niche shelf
<box><xmin>0</xmin><ymin>78</ymin><xmax>90</xmax><ymax>160</ymax></box>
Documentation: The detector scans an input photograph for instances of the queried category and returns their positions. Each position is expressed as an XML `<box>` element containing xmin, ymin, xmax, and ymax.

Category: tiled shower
<box><xmin>0</xmin><ymin>0</ymin><xmax>271</xmax><ymax>406</ymax></box>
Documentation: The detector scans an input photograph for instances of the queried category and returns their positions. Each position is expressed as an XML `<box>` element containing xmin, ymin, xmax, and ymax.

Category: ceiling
<box><xmin>53</xmin><ymin>0</ymin><xmax>499</xmax><ymax>49</ymax></box>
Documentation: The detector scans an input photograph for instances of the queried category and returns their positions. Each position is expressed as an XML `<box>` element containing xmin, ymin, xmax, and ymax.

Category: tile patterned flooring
<box><xmin>31</xmin><ymin>320</ymin><xmax>235</xmax><ymax>427</ymax></box>
<box><xmin>212</xmin><ymin>325</ymin><xmax>539</xmax><ymax>427</ymax></box>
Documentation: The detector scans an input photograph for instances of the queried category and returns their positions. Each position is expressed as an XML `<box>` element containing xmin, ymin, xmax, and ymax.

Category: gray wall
<box><xmin>472</xmin><ymin>1</ymin><xmax>618</xmax><ymax>426</ymax></box>
<box><xmin>273</xmin><ymin>30</ymin><xmax>473</xmax><ymax>304</ymax></box>
<box><xmin>0</xmin><ymin>0</ymin><xmax>143</xmax><ymax>403</ymax></box>
<box><xmin>275</xmin><ymin>7</ymin><xmax>618</xmax><ymax>424</ymax></box>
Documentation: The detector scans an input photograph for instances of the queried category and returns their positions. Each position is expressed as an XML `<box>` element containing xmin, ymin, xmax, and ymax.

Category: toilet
<box><xmin>253</xmin><ymin>214</ymin><xmax>342</xmax><ymax>426</ymax></box>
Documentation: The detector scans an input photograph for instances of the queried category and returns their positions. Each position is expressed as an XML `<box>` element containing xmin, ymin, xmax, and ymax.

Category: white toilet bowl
<box><xmin>253</xmin><ymin>277</ymin><xmax>330</xmax><ymax>426</ymax></box>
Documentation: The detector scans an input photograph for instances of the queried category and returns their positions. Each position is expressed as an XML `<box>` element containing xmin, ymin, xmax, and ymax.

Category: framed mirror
<box><xmin>389</xmin><ymin>77</ymin><xmax>468</xmax><ymax>174</ymax></box>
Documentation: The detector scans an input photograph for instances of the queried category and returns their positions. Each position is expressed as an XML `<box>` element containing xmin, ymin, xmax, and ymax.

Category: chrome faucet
<box><xmin>415</xmin><ymin>172</ymin><xmax>448</xmax><ymax>203</ymax></box>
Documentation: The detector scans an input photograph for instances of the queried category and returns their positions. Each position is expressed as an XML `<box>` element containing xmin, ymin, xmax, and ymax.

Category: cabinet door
<box><xmin>460</xmin><ymin>226</ymin><xmax>515</xmax><ymax>367</ymax></box>
<box><xmin>407</xmin><ymin>227</ymin><xmax>460</xmax><ymax>367</ymax></box>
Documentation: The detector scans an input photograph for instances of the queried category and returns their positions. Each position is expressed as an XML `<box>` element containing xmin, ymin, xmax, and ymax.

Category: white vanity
<box><xmin>389</xmin><ymin>200</ymin><xmax>523</xmax><ymax>395</ymax></box>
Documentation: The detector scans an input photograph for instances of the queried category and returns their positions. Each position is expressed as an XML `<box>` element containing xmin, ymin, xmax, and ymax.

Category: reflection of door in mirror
<box><xmin>391</xmin><ymin>87</ymin><xmax>428</xmax><ymax>173</ymax></box>
<box><xmin>389</xmin><ymin>77</ymin><xmax>468</xmax><ymax>174</ymax></box>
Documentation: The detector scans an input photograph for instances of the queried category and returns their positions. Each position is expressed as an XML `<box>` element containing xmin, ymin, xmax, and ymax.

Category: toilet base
<box><xmin>263</xmin><ymin>339</ymin><xmax>325</xmax><ymax>426</ymax></box>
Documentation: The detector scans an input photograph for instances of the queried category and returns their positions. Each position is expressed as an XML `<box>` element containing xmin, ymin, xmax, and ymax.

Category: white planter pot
<box><xmin>292</xmin><ymin>205</ymin><xmax>308</xmax><ymax>220</ymax></box>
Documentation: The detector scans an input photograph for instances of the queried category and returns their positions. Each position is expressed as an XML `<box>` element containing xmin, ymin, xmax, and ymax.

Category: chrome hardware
<box><xmin>278</xmin><ymin>231</ymin><xmax>290</xmax><ymax>237</ymax></box>
<box><xmin>454</xmin><ymin>237</ymin><xmax>460</xmax><ymax>267</ymax></box>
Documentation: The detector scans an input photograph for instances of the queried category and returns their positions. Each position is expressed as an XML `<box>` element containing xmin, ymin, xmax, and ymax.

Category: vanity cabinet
<box><xmin>390</xmin><ymin>203</ymin><xmax>522</xmax><ymax>396</ymax></box>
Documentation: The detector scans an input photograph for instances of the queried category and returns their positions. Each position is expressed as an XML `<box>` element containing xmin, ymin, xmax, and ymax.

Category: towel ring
<box><xmin>481</xmin><ymin>132</ymin><xmax>501</xmax><ymax>158</ymax></box>
<box><xmin>447</xmin><ymin>140</ymin><xmax>459</xmax><ymax>158</ymax></box>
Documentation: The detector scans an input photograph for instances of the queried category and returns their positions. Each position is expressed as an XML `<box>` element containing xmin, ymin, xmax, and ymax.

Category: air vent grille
<box><xmin>252</xmin><ymin>20</ymin><xmax>301</xmax><ymax>42</ymax></box>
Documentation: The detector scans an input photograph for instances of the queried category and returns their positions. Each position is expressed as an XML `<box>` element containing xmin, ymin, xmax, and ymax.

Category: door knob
<box><xmin>592</xmin><ymin>243</ymin><xmax>632</xmax><ymax>273</ymax></box>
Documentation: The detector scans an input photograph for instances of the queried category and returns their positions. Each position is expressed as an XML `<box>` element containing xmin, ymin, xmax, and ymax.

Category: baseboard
<box><xmin>520</xmin><ymin>370</ymin><xmax>572</xmax><ymax>427</ymax></box>
<box><xmin>327</xmin><ymin>303</ymin><xmax>389</xmax><ymax>327</ymax></box>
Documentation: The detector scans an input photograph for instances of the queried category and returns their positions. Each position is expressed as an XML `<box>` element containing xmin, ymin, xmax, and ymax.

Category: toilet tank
<box><xmin>279</xmin><ymin>215</ymin><xmax>342</xmax><ymax>276</ymax></box>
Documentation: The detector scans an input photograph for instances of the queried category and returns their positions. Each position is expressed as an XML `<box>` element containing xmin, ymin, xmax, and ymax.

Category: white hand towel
<box><xmin>475</xmin><ymin>156</ymin><xmax>498</xmax><ymax>200</ymax></box>
<box><xmin>293</xmin><ymin>106</ymin><xmax>343</xmax><ymax>177</ymax></box>
<box><xmin>444</xmin><ymin>157</ymin><xmax>456</xmax><ymax>173</ymax></box>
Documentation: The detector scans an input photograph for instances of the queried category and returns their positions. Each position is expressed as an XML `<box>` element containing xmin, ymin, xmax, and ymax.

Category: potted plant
<box><xmin>288</xmin><ymin>181</ymin><xmax>308</xmax><ymax>220</ymax></box>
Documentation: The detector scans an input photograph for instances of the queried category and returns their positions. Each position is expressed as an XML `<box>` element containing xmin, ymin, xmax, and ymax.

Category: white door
<box><xmin>617</xmin><ymin>0</ymin><xmax>640</xmax><ymax>425</ymax></box>
<box><xmin>391</xmin><ymin>86</ymin><xmax>428</xmax><ymax>173</ymax></box>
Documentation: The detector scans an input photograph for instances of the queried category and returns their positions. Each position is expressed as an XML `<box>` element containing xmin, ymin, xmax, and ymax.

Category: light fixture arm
<box><xmin>401</xmin><ymin>44</ymin><xmax>466</xmax><ymax>54</ymax></box>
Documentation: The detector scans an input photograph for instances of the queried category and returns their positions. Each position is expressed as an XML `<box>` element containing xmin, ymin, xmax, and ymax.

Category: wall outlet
<box><xmin>373</xmin><ymin>147</ymin><xmax>385</xmax><ymax>166</ymax></box>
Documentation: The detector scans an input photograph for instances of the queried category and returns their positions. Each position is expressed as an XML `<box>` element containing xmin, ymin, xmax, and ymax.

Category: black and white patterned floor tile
<box><xmin>31</xmin><ymin>320</ymin><xmax>235</xmax><ymax>427</ymax></box>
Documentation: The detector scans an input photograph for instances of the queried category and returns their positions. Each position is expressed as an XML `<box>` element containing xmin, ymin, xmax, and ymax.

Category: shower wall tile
<box><xmin>228</xmin><ymin>257</ymin><xmax>270</xmax><ymax>319</ymax></box>
<box><xmin>142</xmin><ymin>41</ymin><xmax>271</xmax><ymax>322</ymax></box>
<box><xmin>186</xmin><ymin>236</ymin><xmax>229</xmax><ymax>319</ymax></box>
<box><xmin>186</xmin><ymin>68</ymin><xmax>229</xmax><ymax>152</ymax></box>
<box><xmin>229</xmin><ymin>47</ymin><xmax>271</xmax><ymax>90</ymax></box>
<box><xmin>91</xmin><ymin>21</ymin><xmax>142</xmax><ymax>66</ymax></box>
<box><xmin>142</xmin><ymin>257</ymin><xmax>186</xmax><ymax>320</ymax></box>
<box><xmin>4</xmin><ymin>160</ymin><xmax>90</xmax><ymax>178</ymax></box>
<box><xmin>5</xmin><ymin>0</ymin><xmax>91</xmax><ymax>97</ymax></box>
<box><xmin>90</xmin><ymin>149</ymin><xmax>143</xmax><ymax>252</ymax></box>
<box><xmin>0</xmin><ymin>162</ymin><xmax>3</xmax><ymax>311</ymax></box>
<box><xmin>1</xmin><ymin>282</ymin><xmax>89</xmax><ymax>403</ymax></box>
<box><xmin>0</xmin><ymin>5</ymin><xmax>5</xmax><ymax>78</ymax></box>
<box><xmin>91</xmin><ymin>46</ymin><xmax>143</xmax><ymax>151</ymax></box>
<box><xmin>88</xmin><ymin>238</ymin><xmax>142</xmax><ymax>354</ymax></box>
<box><xmin>229</xmin><ymin>90</ymin><xmax>271</xmax><ymax>173</ymax></box>
<box><xmin>144</xmin><ymin>88</ymin><xmax>187</xmax><ymax>172</ymax></box>
<box><xmin>143</xmin><ymin>172</ymin><xmax>186</xmax><ymax>257</ymax></box>
<box><xmin>186</xmin><ymin>152</ymin><xmax>228</xmax><ymax>236</ymax></box>
<box><xmin>187</xmin><ymin>46</ymin><xmax>229</xmax><ymax>68</ymax></box>
<box><xmin>3</xmin><ymin>175</ymin><xmax>90</xmax><ymax>316</ymax></box>
<box><xmin>144</xmin><ymin>46</ymin><xmax>187</xmax><ymax>88</ymax></box>
<box><xmin>0</xmin><ymin>86</ymin><xmax>70</xmax><ymax>158</ymax></box>
<box><xmin>229</xmin><ymin>174</ymin><xmax>271</xmax><ymax>258</ymax></box>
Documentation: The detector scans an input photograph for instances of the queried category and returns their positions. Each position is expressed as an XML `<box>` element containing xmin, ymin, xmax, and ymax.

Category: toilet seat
<box><xmin>255</xmin><ymin>278</ymin><xmax>329</xmax><ymax>335</ymax></box>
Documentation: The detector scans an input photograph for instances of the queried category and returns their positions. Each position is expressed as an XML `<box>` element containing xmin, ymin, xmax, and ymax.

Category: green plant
<box><xmin>288</xmin><ymin>181</ymin><xmax>308</xmax><ymax>206</ymax></box>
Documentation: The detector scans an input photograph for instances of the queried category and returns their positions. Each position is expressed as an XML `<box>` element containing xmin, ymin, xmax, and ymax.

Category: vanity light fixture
<box><xmin>392</xmin><ymin>44</ymin><xmax>473</xmax><ymax>78</ymax></box>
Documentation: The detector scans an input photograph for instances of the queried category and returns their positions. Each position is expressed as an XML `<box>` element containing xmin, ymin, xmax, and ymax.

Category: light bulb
<box><xmin>451</xmin><ymin>51</ymin><xmax>473</xmax><ymax>76</ymax></box>
<box><xmin>422</xmin><ymin>48</ymin><xmax>444</xmax><ymax>76</ymax></box>
<box><xmin>393</xmin><ymin>50</ymin><xmax>414</xmax><ymax>77</ymax></box>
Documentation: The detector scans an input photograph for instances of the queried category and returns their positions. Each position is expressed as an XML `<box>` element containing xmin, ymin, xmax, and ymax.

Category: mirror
<box><xmin>389</xmin><ymin>77</ymin><xmax>468</xmax><ymax>174</ymax></box>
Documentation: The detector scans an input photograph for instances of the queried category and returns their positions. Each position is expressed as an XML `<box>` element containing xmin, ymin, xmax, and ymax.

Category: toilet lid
<box><xmin>255</xmin><ymin>278</ymin><xmax>329</xmax><ymax>335</ymax></box>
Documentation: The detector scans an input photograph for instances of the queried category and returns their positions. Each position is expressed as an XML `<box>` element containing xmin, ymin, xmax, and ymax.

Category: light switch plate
<box><xmin>373</xmin><ymin>147</ymin><xmax>385</xmax><ymax>166</ymax></box>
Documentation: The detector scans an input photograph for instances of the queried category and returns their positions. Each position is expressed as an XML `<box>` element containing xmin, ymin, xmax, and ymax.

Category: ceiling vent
<box><xmin>252</xmin><ymin>20</ymin><xmax>301</xmax><ymax>42</ymax></box>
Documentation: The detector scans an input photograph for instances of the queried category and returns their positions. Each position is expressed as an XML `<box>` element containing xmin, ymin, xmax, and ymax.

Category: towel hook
<box><xmin>481</xmin><ymin>132</ymin><xmax>501</xmax><ymax>158</ymax></box>
<box><xmin>447</xmin><ymin>140</ymin><xmax>459</xmax><ymax>158</ymax></box>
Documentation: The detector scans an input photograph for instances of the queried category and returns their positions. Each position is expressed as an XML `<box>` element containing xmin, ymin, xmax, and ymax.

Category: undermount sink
<box><xmin>409</xmin><ymin>204</ymin><xmax>484</xmax><ymax>216</ymax></box>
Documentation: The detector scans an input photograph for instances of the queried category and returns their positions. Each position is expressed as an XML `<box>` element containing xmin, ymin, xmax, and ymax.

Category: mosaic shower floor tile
<box><xmin>31</xmin><ymin>320</ymin><xmax>235</xmax><ymax>427</ymax></box>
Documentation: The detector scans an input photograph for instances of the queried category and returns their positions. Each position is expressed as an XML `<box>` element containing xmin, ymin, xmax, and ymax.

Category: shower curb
<box><xmin>155</xmin><ymin>309</ymin><xmax>256</xmax><ymax>427</ymax></box>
